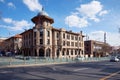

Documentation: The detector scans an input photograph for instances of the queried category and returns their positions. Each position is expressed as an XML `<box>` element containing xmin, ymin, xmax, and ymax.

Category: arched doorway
<box><xmin>56</xmin><ymin>49</ymin><xmax>60</xmax><ymax>58</ymax></box>
<box><xmin>62</xmin><ymin>48</ymin><xmax>65</xmax><ymax>56</ymax></box>
<box><xmin>67</xmin><ymin>49</ymin><xmax>69</xmax><ymax>55</ymax></box>
<box><xmin>34</xmin><ymin>49</ymin><xmax>37</xmax><ymax>56</ymax></box>
<box><xmin>39</xmin><ymin>49</ymin><xmax>44</xmax><ymax>57</ymax></box>
<box><xmin>46</xmin><ymin>48</ymin><xmax>51</xmax><ymax>57</ymax></box>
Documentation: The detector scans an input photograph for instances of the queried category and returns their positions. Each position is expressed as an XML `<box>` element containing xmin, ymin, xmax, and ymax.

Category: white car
<box><xmin>75</xmin><ymin>57</ymin><xmax>84</xmax><ymax>61</ymax></box>
<box><xmin>110</xmin><ymin>56</ymin><xmax>119</xmax><ymax>62</ymax></box>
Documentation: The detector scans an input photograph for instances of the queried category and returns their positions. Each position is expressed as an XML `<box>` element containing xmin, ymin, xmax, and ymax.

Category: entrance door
<box><xmin>39</xmin><ymin>49</ymin><xmax>44</xmax><ymax>57</ymax></box>
<box><xmin>46</xmin><ymin>48</ymin><xmax>50</xmax><ymax>57</ymax></box>
<box><xmin>57</xmin><ymin>49</ymin><xmax>60</xmax><ymax>58</ymax></box>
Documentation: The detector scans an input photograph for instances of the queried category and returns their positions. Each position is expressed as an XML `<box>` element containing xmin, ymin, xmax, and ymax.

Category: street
<box><xmin>0</xmin><ymin>61</ymin><xmax>120</xmax><ymax>80</ymax></box>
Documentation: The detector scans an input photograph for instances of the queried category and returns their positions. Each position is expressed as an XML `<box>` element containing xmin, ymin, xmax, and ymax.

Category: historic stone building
<box><xmin>21</xmin><ymin>11</ymin><xmax>85</xmax><ymax>59</ymax></box>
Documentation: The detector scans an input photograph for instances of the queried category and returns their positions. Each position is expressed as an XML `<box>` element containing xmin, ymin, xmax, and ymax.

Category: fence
<box><xmin>0</xmin><ymin>56</ymin><xmax>110</xmax><ymax>67</ymax></box>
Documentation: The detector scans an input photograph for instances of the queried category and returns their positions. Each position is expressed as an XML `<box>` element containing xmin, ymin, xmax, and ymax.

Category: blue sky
<box><xmin>0</xmin><ymin>0</ymin><xmax>120</xmax><ymax>46</ymax></box>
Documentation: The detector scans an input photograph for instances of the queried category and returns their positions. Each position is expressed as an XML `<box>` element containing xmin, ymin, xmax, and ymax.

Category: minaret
<box><xmin>31</xmin><ymin>9</ymin><xmax>54</xmax><ymax>57</ymax></box>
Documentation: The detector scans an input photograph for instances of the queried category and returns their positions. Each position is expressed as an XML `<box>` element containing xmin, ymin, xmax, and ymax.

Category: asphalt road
<box><xmin>0</xmin><ymin>61</ymin><xmax>120</xmax><ymax>80</ymax></box>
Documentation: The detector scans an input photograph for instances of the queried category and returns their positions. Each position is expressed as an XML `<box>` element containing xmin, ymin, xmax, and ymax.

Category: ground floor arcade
<box><xmin>22</xmin><ymin>47</ymin><xmax>84</xmax><ymax>59</ymax></box>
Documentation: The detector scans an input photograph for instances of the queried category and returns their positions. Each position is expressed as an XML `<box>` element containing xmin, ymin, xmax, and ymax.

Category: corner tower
<box><xmin>31</xmin><ymin>10</ymin><xmax>54</xmax><ymax>58</ymax></box>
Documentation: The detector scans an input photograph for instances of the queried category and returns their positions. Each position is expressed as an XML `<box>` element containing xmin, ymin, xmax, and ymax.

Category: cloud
<box><xmin>3</xmin><ymin>18</ymin><xmax>13</xmax><ymax>23</ymax></box>
<box><xmin>0</xmin><ymin>0</ymin><xmax>4</xmax><ymax>3</ymax></box>
<box><xmin>65</xmin><ymin>0</ymin><xmax>108</xmax><ymax>28</ymax></box>
<box><xmin>1</xmin><ymin>17</ymin><xmax>32</xmax><ymax>31</ymax></box>
<box><xmin>88</xmin><ymin>31</ymin><xmax>120</xmax><ymax>46</ymax></box>
<box><xmin>65</xmin><ymin>15</ymin><xmax>88</xmax><ymax>28</ymax></box>
<box><xmin>99</xmin><ymin>10</ymin><xmax>108</xmax><ymax>16</ymax></box>
<box><xmin>8</xmin><ymin>2</ymin><xmax>16</xmax><ymax>8</ymax></box>
<box><xmin>23</xmin><ymin>0</ymin><xmax>42</xmax><ymax>12</ymax></box>
<box><xmin>76</xmin><ymin>0</ymin><xmax>104</xmax><ymax>22</ymax></box>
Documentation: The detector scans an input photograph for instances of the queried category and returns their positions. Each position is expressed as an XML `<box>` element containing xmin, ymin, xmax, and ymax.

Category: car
<box><xmin>0</xmin><ymin>53</ymin><xmax>2</xmax><ymax>56</ymax></box>
<box><xmin>75</xmin><ymin>56</ymin><xmax>84</xmax><ymax>61</ymax></box>
<box><xmin>110</xmin><ymin>56</ymin><xmax>119</xmax><ymax>62</ymax></box>
<box><xmin>5</xmin><ymin>52</ymin><xmax>13</xmax><ymax>57</ymax></box>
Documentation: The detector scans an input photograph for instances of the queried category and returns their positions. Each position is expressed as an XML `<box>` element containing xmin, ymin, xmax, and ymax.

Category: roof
<box><xmin>20</xmin><ymin>29</ymin><xmax>33</xmax><ymax>35</ymax></box>
<box><xmin>13</xmin><ymin>34</ymin><xmax>22</xmax><ymax>38</ymax></box>
<box><xmin>52</xmin><ymin>27</ymin><xmax>85</xmax><ymax>37</ymax></box>
<box><xmin>31</xmin><ymin>15</ymin><xmax>54</xmax><ymax>24</ymax></box>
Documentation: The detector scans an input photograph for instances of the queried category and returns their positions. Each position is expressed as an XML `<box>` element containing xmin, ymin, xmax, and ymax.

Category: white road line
<box><xmin>0</xmin><ymin>71</ymin><xmax>12</xmax><ymax>73</ymax></box>
<box><xmin>104</xmin><ymin>64</ymin><xmax>112</xmax><ymax>65</ymax></box>
<box><xmin>52</xmin><ymin>67</ymin><xmax>56</xmax><ymax>71</ymax></box>
<box><xmin>73</xmin><ymin>68</ymin><xmax>89</xmax><ymax>71</ymax></box>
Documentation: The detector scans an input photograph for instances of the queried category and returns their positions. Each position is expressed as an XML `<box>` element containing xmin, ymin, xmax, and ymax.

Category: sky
<box><xmin>0</xmin><ymin>0</ymin><xmax>120</xmax><ymax>46</ymax></box>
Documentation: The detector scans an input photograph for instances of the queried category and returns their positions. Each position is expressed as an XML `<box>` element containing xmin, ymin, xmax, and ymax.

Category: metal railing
<box><xmin>0</xmin><ymin>56</ymin><xmax>110</xmax><ymax>67</ymax></box>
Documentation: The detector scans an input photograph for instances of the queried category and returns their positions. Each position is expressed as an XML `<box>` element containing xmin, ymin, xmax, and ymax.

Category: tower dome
<box><xmin>37</xmin><ymin>7</ymin><xmax>48</xmax><ymax>16</ymax></box>
<box><xmin>31</xmin><ymin>7</ymin><xmax>54</xmax><ymax>24</ymax></box>
<box><xmin>37</xmin><ymin>11</ymin><xmax>46</xmax><ymax>16</ymax></box>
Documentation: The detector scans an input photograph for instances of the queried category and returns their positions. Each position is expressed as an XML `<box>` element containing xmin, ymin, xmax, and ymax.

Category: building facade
<box><xmin>21</xmin><ymin>11</ymin><xmax>85</xmax><ymax>59</ymax></box>
<box><xmin>21</xmin><ymin>29</ymin><xmax>33</xmax><ymax>56</ymax></box>
<box><xmin>0</xmin><ymin>34</ymin><xmax>22</xmax><ymax>54</ymax></box>
<box><xmin>84</xmin><ymin>40</ymin><xmax>111</xmax><ymax>57</ymax></box>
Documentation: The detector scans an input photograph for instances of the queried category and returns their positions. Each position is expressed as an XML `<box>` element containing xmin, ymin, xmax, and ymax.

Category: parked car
<box><xmin>75</xmin><ymin>56</ymin><xmax>84</xmax><ymax>61</ymax></box>
<box><xmin>5</xmin><ymin>52</ymin><xmax>13</xmax><ymax>57</ymax></box>
<box><xmin>110</xmin><ymin>56</ymin><xmax>119</xmax><ymax>62</ymax></box>
<box><xmin>0</xmin><ymin>52</ymin><xmax>3</xmax><ymax>56</ymax></box>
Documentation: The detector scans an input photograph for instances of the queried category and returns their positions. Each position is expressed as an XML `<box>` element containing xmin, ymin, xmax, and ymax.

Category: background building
<box><xmin>84</xmin><ymin>40</ymin><xmax>111</xmax><ymax>57</ymax></box>
<box><xmin>0</xmin><ymin>34</ymin><xmax>22</xmax><ymax>54</ymax></box>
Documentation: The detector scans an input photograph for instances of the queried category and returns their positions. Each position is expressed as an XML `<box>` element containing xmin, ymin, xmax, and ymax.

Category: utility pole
<box><xmin>104</xmin><ymin>32</ymin><xmax>107</xmax><ymax>56</ymax></box>
<box><xmin>104</xmin><ymin>32</ymin><xmax>106</xmax><ymax>44</ymax></box>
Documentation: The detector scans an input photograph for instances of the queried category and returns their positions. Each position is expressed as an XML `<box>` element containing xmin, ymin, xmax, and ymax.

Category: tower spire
<box><xmin>42</xmin><ymin>6</ymin><xmax>44</xmax><ymax>11</ymax></box>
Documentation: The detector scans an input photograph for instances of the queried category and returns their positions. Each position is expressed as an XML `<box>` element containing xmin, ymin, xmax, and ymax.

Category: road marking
<box><xmin>0</xmin><ymin>71</ymin><xmax>12</xmax><ymax>73</ymax></box>
<box><xmin>73</xmin><ymin>68</ymin><xmax>89</xmax><ymax>71</ymax></box>
<box><xmin>100</xmin><ymin>70</ymin><xmax>120</xmax><ymax>80</ymax></box>
<box><xmin>104</xmin><ymin>64</ymin><xmax>112</xmax><ymax>66</ymax></box>
<box><xmin>52</xmin><ymin>67</ymin><xmax>56</xmax><ymax>71</ymax></box>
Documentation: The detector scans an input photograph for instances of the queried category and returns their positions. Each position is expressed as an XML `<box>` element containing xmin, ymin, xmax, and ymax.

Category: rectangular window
<box><xmin>71</xmin><ymin>42</ymin><xmax>74</xmax><ymax>46</ymax></box>
<box><xmin>40</xmin><ymin>39</ymin><xmax>43</xmax><ymax>44</ymax></box>
<box><xmin>57</xmin><ymin>40</ymin><xmax>59</xmax><ymax>45</ymax></box>
<box><xmin>63</xmin><ymin>33</ymin><xmax>65</xmax><ymax>39</ymax></box>
<box><xmin>63</xmin><ymin>41</ymin><xmax>65</xmax><ymax>46</ymax></box>
<box><xmin>75</xmin><ymin>36</ymin><xmax>78</xmax><ymax>40</ymax></box>
<box><xmin>34</xmin><ymin>32</ymin><xmax>36</xmax><ymax>37</ymax></box>
<box><xmin>47</xmin><ymin>31</ymin><xmax>50</xmax><ymax>37</ymax></box>
<box><xmin>40</xmin><ymin>32</ymin><xmax>43</xmax><ymax>37</ymax></box>
<box><xmin>56</xmin><ymin>32</ymin><xmax>59</xmax><ymax>38</ymax></box>
<box><xmin>34</xmin><ymin>39</ymin><xmax>36</xmax><ymax>45</ymax></box>
<box><xmin>71</xmin><ymin>35</ymin><xmax>74</xmax><ymax>40</ymax></box>
<box><xmin>47</xmin><ymin>39</ymin><xmax>50</xmax><ymax>45</ymax></box>
<box><xmin>67</xmin><ymin>34</ymin><xmax>70</xmax><ymax>39</ymax></box>
<box><xmin>75</xmin><ymin>42</ymin><xmax>78</xmax><ymax>47</ymax></box>
<box><xmin>67</xmin><ymin>41</ymin><xmax>70</xmax><ymax>46</ymax></box>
